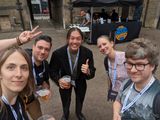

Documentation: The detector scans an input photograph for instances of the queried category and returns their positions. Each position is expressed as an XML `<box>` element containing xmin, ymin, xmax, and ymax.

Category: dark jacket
<box><xmin>49</xmin><ymin>45</ymin><xmax>96</xmax><ymax>87</ymax></box>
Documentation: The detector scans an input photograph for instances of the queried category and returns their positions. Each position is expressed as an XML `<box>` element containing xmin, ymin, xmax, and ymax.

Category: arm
<box><xmin>49</xmin><ymin>51</ymin><xmax>61</xmax><ymax>86</ymax></box>
<box><xmin>113</xmin><ymin>100</ymin><xmax>122</xmax><ymax>120</ymax></box>
<box><xmin>0</xmin><ymin>26</ymin><xmax>41</xmax><ymax>51</ymax></box>
<box><xmin>49</xmin><ymin>50</ymin><xmax>71</xmax><ymax>89</ymax></box>
<box><xmin>81</xmin><ymin>50</ymin><xmax>96</xmax><ymax>80</ymax></box>
<box><xmin>153</xmin><ymin>91</ymin><xmax>160</xmax><ymax>120</ymax></box>
<box><xmin>83</xmin><ymin>13</ymin><xmax>91</xmax><ymax>26</ymax></box>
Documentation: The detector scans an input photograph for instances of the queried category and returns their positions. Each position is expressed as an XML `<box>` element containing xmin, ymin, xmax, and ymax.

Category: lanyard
<box><xmin>108</xmin><ymin>52</ymin><xmax>117</xmax><ymax>88</ymax></box>
<box><xmin>67</xmin><ymin>47</ymin><xmax>79</xmax><ymax>74</ymax></box>
<box><xmin>1</xmin><ymin>95</ymin><xmax>24</xmax><ymax>120</ymax></box>
<box><xmin>32</xmin><ymin>56</ymin><xmax>45</xmax><ymax>85</ymax></box>
<box><xmin>121</xmin><ymin>76</ymin><xmax>155</xmax><ymax>113</ymax></box>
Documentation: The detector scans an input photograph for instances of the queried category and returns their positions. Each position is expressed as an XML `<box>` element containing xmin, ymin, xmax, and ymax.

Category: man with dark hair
<box><xmin>113</xmin><ymin>38</ymin><xmax>160</xmax><ymax>120</ymax></box>
<box><xmin>25</xmin><ymin>35</ymin><xmax>52</xmax><ymax>120</ymax></box>
<box><xmin>111</xmin><ymin>9</ymin><xmax>118</xmax><ymax>22</ymax></box>
<box><xmin>50</xmin><ymin>28</ymin><xmax>96</xmax><ymax>120</ymax></box>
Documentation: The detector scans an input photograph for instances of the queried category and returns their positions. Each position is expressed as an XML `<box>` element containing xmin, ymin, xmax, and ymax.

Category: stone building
<box><xmin>0</xmin><ymin>0</ymin><xmax>159</xmax><ymax>32</ymax></box>
<box><xmin>0</xmin><ymin>0</ymin><xmax>31</xmax><ymax>31</ymax></box>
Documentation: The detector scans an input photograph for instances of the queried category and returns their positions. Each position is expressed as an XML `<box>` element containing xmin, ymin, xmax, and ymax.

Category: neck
<box><xmin>34</xmin><ymin>60</ymin><xmax>42</xmax><ymax>66</ymax></box>
<box><xmin>108</xmin><ymin>50</ymin><xmax>116</xmax><ymax>62</ymax></box>
<box><xmin>2</xmin><ymin>92</ymin><xmax>18</xmax><ymax>105</ymax></box>
<box><xmin>134</xmin><ymin>75</ymin><xmax>153</xmax><ymax>91</ymax></box>
<box><xmin>69</xmin><ymin>48</ymin><xmax>78</xmax><ymax>54</ymax></box>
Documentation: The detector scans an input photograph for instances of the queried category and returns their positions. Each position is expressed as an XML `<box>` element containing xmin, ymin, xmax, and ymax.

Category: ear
<box><xmin>150</xmin><ymin>64</ymin><xmax>156</xmax><ymax>72</ymax></box>
<box><xmin>110</xmin><ymin>41</ymin><xmax>114</xmax><ymax>48</ymax></box>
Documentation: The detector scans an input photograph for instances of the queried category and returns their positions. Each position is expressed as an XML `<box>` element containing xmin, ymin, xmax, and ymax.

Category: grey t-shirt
<box><xmin>116</xmin><ymin>78</ymin><xmax>160</xmax><ymax>120</ymax></box>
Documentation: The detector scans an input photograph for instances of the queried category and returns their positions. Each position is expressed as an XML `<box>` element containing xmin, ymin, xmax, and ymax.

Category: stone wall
<box><xmin>0</xmin><ymin>0</ymin><xmax>31</xmax><ymax>31</ymax></box>
<box><xmin>142</xmin><ymin>0</ymin><xmax>160</xmax><ymax>28</ymax></box>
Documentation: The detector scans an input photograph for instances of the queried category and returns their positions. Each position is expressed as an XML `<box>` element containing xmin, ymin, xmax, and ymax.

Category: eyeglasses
<box><xmin>124</xmin><ymin>62</ymin><xmax>150</xmax><ymax>71</ymax></box>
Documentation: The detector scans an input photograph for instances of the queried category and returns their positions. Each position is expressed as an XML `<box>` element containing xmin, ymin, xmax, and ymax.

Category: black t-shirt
<box><xmin>25</xmin><ymin>49</ymin><xmax>50</xmax><ymax>86</ymax></box>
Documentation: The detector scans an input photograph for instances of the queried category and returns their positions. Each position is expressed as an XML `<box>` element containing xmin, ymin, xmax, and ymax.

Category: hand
<box><xmin>59</xmin><ymin>79</ymin><xmax>71</xmax><ymax>89</ymax></box>
<box><xmin>81</xmin><ymin>59</ymin><xmax>90</xmax><ymax>75</ymax></box>
<box><xmin>18</xmin><ymin>26</ymin><xmax>42</xmax><ymax>44</ymax></box>
<box><xmin>113</xmin><ymin>113</ymin><xmax>121</xmax><ymax>120</ymax></box>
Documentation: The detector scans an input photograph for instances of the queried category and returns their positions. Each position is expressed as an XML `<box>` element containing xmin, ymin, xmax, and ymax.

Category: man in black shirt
<box><xmin>25</xmin><ymin>35</ymin><xmax>52</xmax><ymax>120</ymax></box>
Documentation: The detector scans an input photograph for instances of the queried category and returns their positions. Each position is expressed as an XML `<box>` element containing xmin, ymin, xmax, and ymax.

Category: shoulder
<box><xmin>0</xmin><ymin>100</ymin><xmax>7</xmax><ymax>118</ymax></box>
<box><xmin>116</xmin><ymin>51</ymin><xmax>126</xmax><ymax>64</ymax></box>
<box><xmin>153</xmin><ymin>90</ymin><xmax>160</xmax><ymax>118</ymax></box>
<box><xmin>25</xmin><ymin>49</ymin><xmax>32</xmax><ymax>56</ymax></box>
<box><xmin>80</xmin><ymin>46</ymin><xmax>92</xmax><ymax>53</ymax></box>
<box><xmin>52</xmin><ymin>45</ymin><xmax>67</xmax><ymax>57</ymax></box>
<box><xmin>104</xmin><ymin>56</ymin><xmax>108</xmax><ymax>71</ymax></box>
<box><xmin>54</xmin><ymin>45</ymin><xmax>67</xmax><ymax>54</ymax></box>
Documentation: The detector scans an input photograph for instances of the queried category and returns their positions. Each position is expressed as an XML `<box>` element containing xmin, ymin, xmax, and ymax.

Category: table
<box><xmin>69</xmin><ymin>25</ymin><xmax>90</xmax><ymax>32</ymax></box>
<box><xmin>91</xmin><ymin>21</ymin><xmax>142</xmax><ymax>44</ymax></box>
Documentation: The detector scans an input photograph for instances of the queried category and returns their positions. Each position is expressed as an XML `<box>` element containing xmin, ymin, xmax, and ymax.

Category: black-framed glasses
<box><xmin>124</xmin><ymin>62</ymin><xmax>150</xmax><ymax>71</ymax></box>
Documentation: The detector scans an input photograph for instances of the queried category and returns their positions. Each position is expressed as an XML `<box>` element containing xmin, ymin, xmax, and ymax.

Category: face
<box><xmin>80</xmin><ymin>11</ymin><xmax>85</xmax><ymax>16</ymax></box>
<box><xmin>68</xmin><ymin>31</ymin><xmax>83</xmax><ymax>52</ymax></box>
<box><xmin>126</xmin><ymin>58</ymin><xmax>154</xmax><ymax>84</ymax></box>
<box><xmin>97</xmin><ymin>37</ymin><xmax>114</xmax><ymax>55</ymax></box>
<box><xmin>0</xmin><ymin>51</ymin><xmax>29</xmax><ymax>94</ymax></box>
<box><xmin>33</xmin><ymin>40</ymin><xmax>51</xmax><ymax>62</ymax></box>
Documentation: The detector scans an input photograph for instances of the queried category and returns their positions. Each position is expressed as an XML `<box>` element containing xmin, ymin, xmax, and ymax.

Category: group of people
<box><xmin>0</xmin><ymin>25</ymin><xmax>160</xmax><ymax>120</ymax></box>
<box><xmin>97</xmin><ymin>35</ymin><xmax>160</xmax><ymax>120</ymax></box>
<box><xmin>93</xmin><ymin>9</ymin><xmax>119</xmax><ymax>24</ymax></box>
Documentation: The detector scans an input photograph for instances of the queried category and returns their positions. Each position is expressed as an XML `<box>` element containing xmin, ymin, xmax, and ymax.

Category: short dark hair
<box><xmin>34</xmin><ymin>35</ymin><xmax>52</xmax><ymax>47</ymax></box>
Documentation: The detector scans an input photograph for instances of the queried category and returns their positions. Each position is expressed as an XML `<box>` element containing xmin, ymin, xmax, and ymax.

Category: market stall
<box><xmin>72</xmin><ymin>0</ymin><xmax>143</xmax><ymax>44</ymax></box>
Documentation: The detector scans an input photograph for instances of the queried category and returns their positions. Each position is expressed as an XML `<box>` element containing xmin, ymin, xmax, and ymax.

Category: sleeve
<box><xmin>49</xmin><ymin>51</ymin><xmax>61</xmax><ymax>86</ymax></box>
<box><xmin>85</xmin><ymin>50</ymin><xmax>96</xmax><ymax>80</ymax></box>
<box><xmin>86</xmin><ymin>13</ymin><xmax>91</xmax><ymax>21</ymax></box>
<box><xmin>153</xmin><ymin>91</ymin><xmax>160</xmax><ymax>120</ymax></box>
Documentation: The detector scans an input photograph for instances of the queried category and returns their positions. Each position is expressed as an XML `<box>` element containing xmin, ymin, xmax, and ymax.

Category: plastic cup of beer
<box><xmin>62</xmin><ymin>75</ymin><xmax>71</xmax><ymax>84</ymax></box>
<box><xmin>36</xmin><ymin>89</ymin><xmax>50</xmax><ymax>101</ymax></box>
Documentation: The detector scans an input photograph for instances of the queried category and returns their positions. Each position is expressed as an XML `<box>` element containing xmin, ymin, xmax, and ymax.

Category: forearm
<box><xmin>50</xmin><ymin>72</ymin><xmax>60</xmax><ymax>86</ymax></box>
<box><xmin>113</xmin><ymin>100</ymin><xmax>121</xmax><ymax>120</ymax></box>
<box><xmin>0</xmin><ymin>38</ymin><xmax>18</xmax><ymax>51</ymax></box>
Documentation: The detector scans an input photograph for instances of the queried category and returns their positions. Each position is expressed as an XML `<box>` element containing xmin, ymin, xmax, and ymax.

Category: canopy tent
<box><xmin>72</xmin><ymin>0</ymin><xmax>143</xmax><ymax>44</ymax></box>
<box><xmin>72</xmin><ymin>0</ymin><xmax>143</xmax><ymax>7</ymax></box>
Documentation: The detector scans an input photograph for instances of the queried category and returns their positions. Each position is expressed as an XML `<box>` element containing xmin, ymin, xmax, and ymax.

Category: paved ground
<box><xmin>0</xmin><ymin>21</ymin><xmax>160</xmax><ymax>120</ymax></box>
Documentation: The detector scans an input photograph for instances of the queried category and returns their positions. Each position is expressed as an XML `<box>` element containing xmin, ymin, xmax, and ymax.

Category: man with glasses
<box><xmin>113</xmin><ymin>38</ymin><xmax>160</xmax><ymax>120</ymax></box>
<box><xmin>25</xmin><ymin>35</ymin><xmax>52</xmax><ymax>120</ymax></box>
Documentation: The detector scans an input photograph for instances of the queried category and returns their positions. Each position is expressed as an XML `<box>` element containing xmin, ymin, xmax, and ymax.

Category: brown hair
<box><xmin>0</xmin><ymin>46</ymin><xmax>35</xmax><ymax>97</ymax></box>
<box><xmin>125</xmin><ymin>38</ymin><xmax>159</xmax><ymax>72</ymax></box>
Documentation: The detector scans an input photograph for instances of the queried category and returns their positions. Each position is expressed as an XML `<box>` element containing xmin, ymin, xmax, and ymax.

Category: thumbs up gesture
<box><xmin>81</xmin><ymin>59</ymin><xmax>90</xmax><ymax>75</ymax></box>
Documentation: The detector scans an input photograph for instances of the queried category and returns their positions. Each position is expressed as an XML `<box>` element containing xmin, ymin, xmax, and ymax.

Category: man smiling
<box><xmin>113</xmin><ymin>38</ymin><xmax>160</xmax><ymax>120</ymax></box>
<box><xmin>25</xmin><ymin>35</ymin><xmax>52</xmax><ymax>120</ymax></box>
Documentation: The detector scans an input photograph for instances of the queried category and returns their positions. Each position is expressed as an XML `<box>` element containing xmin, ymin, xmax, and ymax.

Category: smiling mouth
<box><xmin>13</xmin><ymin>81</ymin><xmax>24</xmax><ymax>84</ymax></box>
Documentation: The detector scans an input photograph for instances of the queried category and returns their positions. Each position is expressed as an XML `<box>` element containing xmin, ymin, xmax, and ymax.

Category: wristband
<box><xmin>16</xmin><ymin>36</ymin><xmax>23</xmax><ymax>46</ymax></box>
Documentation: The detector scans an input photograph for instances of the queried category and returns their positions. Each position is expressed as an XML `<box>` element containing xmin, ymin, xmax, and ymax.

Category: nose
<box><xmin>41</xmin><ymin>48</ymin><xmax>45</xmax><ymax>54</ymax></box>
<box><xmin>130</xmin><ymin>65</ymin><xmax>137</xmax><ymax>72</ymax></box>
<box><xmin>100</xmin><ymin>45</ymin><xmax>104</xmax><ymax>51</ymax></box>
<box><xmin>15</xmin><ymin>67</ymin><xmax>22</xmax><ymax>77</ymax></box>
